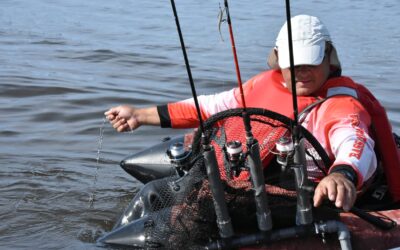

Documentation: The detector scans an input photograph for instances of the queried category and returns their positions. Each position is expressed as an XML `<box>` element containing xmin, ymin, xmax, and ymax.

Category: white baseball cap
<box><xmin>267</xmin><ymin>15</ymin><xmax>341</xmax><ymax>70</ymax></box>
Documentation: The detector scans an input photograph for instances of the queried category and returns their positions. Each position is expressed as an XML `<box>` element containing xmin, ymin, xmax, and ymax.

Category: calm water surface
<box><xmin>1</xmin><ymin>0</ymin><xmax>399</xmax><ymax>249</ymax></box>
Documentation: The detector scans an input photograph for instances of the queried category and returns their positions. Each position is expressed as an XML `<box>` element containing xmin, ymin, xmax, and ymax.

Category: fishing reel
<box><xmin>167</xmin><ymin>142</ymin><xmax>192</xmax><ymax>177</ymax></box>
<box><xmin>275</xmin><ymin>136</ymin><xmax>294</xmax><ymax>169</ymax></box>
<box><xmin>224</xmin><ymin>140</ymin><xmax>246</xmax><ymax>178</ymax></box>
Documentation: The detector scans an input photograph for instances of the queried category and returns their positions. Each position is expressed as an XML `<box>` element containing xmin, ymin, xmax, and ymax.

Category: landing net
<box><xmin>118</xmin><ymin>108</ymin><xmax>333</xmax><ymax>249</ymax></box>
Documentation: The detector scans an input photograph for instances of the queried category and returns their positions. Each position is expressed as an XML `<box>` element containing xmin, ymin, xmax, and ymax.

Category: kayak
<box><xmin>98</xmin><ymin>108</ymin><xmax>400</xmax><ymax>250</ymax></box>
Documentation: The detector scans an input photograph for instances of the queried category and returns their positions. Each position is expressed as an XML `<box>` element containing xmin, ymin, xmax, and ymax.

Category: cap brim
<box><xmin>267</xmin><ymin>43</ymin><xmax>342</xmax><ymax>72</ymax></box>
<box><xmin>278</xmin><ymin>42</ymin><xmax>325</xmax><ymax>69</ymax></box>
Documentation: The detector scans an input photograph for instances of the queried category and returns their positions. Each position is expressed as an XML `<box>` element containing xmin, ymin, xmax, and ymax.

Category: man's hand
<box><xmin>105</xmin><ymin>105</ymin><xmax>160</xmax><ymax>132</ymax></box>
<box><xmin>313</xmin><ymin>172</ymin><xmax>356</xmax><ymax>212</ymax></box>
<box><xmin>104</xmin><ymin>105</ymin><xmax>139</xmax><ymax>132</ymax></box>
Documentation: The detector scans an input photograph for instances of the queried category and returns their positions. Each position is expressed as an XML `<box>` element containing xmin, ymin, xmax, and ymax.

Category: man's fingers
<box><xmin>117</xmin><ymin>123</ymin><xmax>129</xmax><ymax>132</ymax></box>
<box><xmin>313</xmin><ymin>186</ymin><xmax>327</xmax><ymax>207</ymax></box>
<box><xmin>326</xmin><ymin>180</ymin><xmax>337</xmax><ymax>202</ymax></box>
<box><xmin>111</xmin><ymin>118</ymin><xmax>132</xmax><ymax>133</ymax></box>
<box><xmin>104</xmin><ymin>105</ymin><xmax>140</xmax><ymax>132</ymax></box>
<box><xmin>111</xmin><ymin>119</ymin><xmax>122</xmax><ymax>129</ymax></box>
<box><xmin>104</xmin><ymin>107</ymin><xmax>117</xmax><ymax>116</ymax></box>
<box><xmin>112</xmin><ymin>118</ymin><xmax>125</xmax><ymax>129</ymax></box>
<box><xmin>314</xmin><ymin>173</ymin><xmax>357</xmax><ymax>211</ymax></box>
<box><xmin>342</xmin><ymin>182</ymin><xmax>356</xmax><ymax>212</ymax></box>
<box><xmin>335</xmin><ymin>184</ymin><xmax>346</xmax><ymax>209</ymax></box>
<box><xmin>106</xmin><ymin>114</ymin><xmax>115</xmax><ymax>121</ymax></box>
<box><xmin>105</xmin><ymin>107</ymin><xmax>121</xmax><ymax>122</ymax></box>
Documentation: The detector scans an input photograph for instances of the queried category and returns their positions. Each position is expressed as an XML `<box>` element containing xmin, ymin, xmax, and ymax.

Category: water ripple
<box><xmin>31</xmin><ymin>39</ymin><xmax>67</xmax><ymax>45</ymax></box>
<box><xmin>0</xmin><ymin>83</ymin><xmax>88</xmax><ymax>98</ymax></box>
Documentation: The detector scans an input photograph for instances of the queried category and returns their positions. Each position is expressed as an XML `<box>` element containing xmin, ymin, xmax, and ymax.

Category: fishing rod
<box><xmin>168</xmin><ymin>0</ymin><xmax>234</xmax><ymax>239</ymax></box>
<box><xmin>223</xmin><ymin>0</ymin><xmax>246</xmax><ymax>113</ymax></box>
<box><xmin>223</xmin><ymin>0</ymin><xmax>272</xmax><ymax>232</ymax></box>
<box><xmin>283</xmin><ymin>0</ymin><xmax>313</xmax><ymax>225</ymax></box>
<box><xmin>169</xmin><ymin>0</ymin><xmax>204</xmax><ymax>136</ymax></box>
<box><xmin>284</xmin><ymin>1</ymin><xmax>299</xmax><ymax>136</ymax></box>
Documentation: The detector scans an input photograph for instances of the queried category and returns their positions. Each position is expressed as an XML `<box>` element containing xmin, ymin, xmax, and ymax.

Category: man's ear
<box><xmin>267</xmin><ymin>47</ymin><xmax>280</xmax><ymax>69</ymax></box>
<box><xmin>325</xmin><ymin>42</ymin><xmax>332</xmax><ymax>54</ymax></box>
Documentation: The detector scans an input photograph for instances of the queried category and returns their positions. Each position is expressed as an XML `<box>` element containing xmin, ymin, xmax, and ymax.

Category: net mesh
<box><xmin>121</xmin><ymin>108</ymin><xmax>333</xmax><ymax>249</ymax></box>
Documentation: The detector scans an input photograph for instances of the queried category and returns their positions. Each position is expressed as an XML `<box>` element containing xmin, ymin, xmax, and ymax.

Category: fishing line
<box><xmin>13</xmin><ymin>165</ymin><xmax>36</xmax><ymax>211</ymax></box>
<box><xmin>88</xmin><ymin>117</ymin><xmax>107</xmax><ymax>208</ymax></box>
<box><xmin>12</xmin><ymin>119</ymin><xmax>107</xmax><ymax>211</ymax></box>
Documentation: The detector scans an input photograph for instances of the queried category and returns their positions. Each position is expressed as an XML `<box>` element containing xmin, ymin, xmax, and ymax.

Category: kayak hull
<box><xmin>120</xmin><ymin>136</ymin><xmax>183</xmax><ymax>183</ymax></box>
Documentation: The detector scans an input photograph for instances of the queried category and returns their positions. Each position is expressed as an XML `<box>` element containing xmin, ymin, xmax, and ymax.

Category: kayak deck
<box><xmin>242</xmin><ymin>209</ymin><xmax>400</xmax><ymax>250</ymax></box>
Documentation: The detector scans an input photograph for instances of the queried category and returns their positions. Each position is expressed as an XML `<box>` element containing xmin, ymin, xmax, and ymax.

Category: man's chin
<box><xmin>296</xmin><ymin>89</ymin><xmax>313</xmax><ymax>96</ymax></box>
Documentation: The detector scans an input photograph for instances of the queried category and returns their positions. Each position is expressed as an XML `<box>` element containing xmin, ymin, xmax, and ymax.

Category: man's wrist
<box><xmin>330</xmin><ymin>165</ymin><xmax>358</xmax><ymax>186</ymax></box>
<box><xmin>157</xmin><ymin>105</ymin><xmax>171</xmax><ymax>128</ymax></box>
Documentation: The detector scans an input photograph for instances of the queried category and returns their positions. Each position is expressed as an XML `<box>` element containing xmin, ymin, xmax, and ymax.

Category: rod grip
<box><xmin>204</xmin><ymin>146</ymin><xmax>234</xmax><ymax>238</ymax></box>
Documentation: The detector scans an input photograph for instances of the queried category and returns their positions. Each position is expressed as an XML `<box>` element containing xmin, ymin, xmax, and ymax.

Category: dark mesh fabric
<box><xmin>124</xmin><ymin>108</ymin><xmax>334</xmax><ymax>249</ymax></box>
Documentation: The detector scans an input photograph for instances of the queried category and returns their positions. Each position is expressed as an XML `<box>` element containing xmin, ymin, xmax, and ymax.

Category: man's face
<box><xmin>280</xmin><ymin>52</ymin><xmax>331</xmax><ymax>96</ymax></box>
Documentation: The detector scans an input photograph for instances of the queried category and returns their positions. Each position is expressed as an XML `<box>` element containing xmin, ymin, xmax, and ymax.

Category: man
<box><xmin>105</xmin><ymin>15</ymin><xmax>377</xmax><ymax>212</ymax></box>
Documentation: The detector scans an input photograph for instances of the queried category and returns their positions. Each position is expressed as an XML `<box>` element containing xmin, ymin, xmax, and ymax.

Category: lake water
<box><xmin>1</xmin><ymin>0</ymin><xmax>399</xmax><ymax>249</ymax></box>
